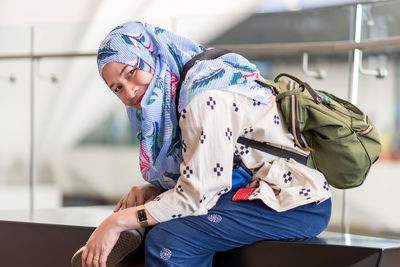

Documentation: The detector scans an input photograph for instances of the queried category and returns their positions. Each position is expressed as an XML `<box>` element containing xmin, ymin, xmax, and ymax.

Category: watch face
<box><xmin>138</xmin><ymin>209</ymin><xmax>147</xmax><ymax>222</ymax></box>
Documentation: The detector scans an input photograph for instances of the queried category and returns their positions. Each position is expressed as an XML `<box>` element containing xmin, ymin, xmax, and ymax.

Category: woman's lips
<box><xmin>135</xmin><ymin>94</ymin><xmax>144</xmax><ymax>105</ymax></box>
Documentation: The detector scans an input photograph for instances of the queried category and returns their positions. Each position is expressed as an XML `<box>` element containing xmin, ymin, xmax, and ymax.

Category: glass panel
<box><xmin>355</xmin><ymin>1</ymin><xmax>400</xmax><ymax>238</ymax></box>
<box><xmin>0</xmin><ymin>25</ymin><xmax>31</xmax><ymax>213</ymax></box>
<box><xmin>350</xmin><ymin>48</ymin><xmax>400</xmax><ymax>238</ymax></box>
<box><xmin>34</xmin><ymin>22</ymin><xmax>121</xmax><ymax>54</ymax></box>
<box><xmin>0</xmin><ymin>26</ymin><xmax>31</xmax><ymax>55</ymax></box>
<box><xmin>209</xmin><ymin>5</ymin><xmax>353</xmax><ymax>45</ymax></box>
<box><xmin>33</xmin><ymin>56</ymin><xmax>146</xmax><ymax>207</ymax></box>
<box><xmin>252</xmin><ymin>52</ymin><xmax>350</xmax><ymax>98</ymax></box>
<box><xmin>174</xmin><ymin>13</ymin><xmax>251</xmax><ymax>45</ymax></box>
<box><xmin>0</xmin><ymin>59</ymin><xmax>31</xmax><ymax>209</ymax></box>
<box><xmin>362</xmin><ymin>1</ymin><xmax>400</xmax><ymax>40</ymax></box>
<box><xmin>33</xmin><ymin>20</ymin><xmax>175</xmax><ymax>55</ymax></box>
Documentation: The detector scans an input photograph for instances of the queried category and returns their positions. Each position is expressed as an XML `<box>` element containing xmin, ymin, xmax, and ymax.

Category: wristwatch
<box><xmin>136</xmin><ymin>205</ymin><xmax>149</xmax><ymax>228</ymax></box>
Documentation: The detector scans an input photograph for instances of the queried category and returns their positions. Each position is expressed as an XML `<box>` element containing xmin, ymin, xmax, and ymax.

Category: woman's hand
<box><xmin>81</xmin><ymin>205</ymin><xmax>159</xmax><ymax>266</ymax></box>
<box><xmin>114</xmin><ymin>184</ymin><xmax>164</xmax><ymax>212</ymax></box>
<box><xmin>81</xmin><ymin>215</ymin><xmax>121</xmax><ymax>267</ymax></box>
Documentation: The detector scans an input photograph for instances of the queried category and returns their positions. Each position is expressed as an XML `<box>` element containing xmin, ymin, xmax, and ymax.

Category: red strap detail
<box><xmin>232</xmin><ymin>188</ymin><xmax>257</xmax><ymax>201</ymax></box>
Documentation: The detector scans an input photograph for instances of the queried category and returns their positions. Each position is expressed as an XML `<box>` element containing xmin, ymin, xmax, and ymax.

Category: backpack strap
<box><xmin>274</xmin><ymin>74</ymin><xmax>315</xmax><ymax>152</ymax></box>
<box><xmin>176</xmin><ymin>48</ymin><xmax>308</xmax><ymax>166</ymax></box>
<box><xmin>288</xmin><ymin>80</ymin><xmax>311</xmax><ymax>151</ymax></box>
<box><xmin>275</xmin><ymin>73</ymin><xmax>322</xmax><ymax>104</ymax></box>
<box><xmin>175</xmin><ymin>48</ymin><xmax>231</xmax><ymax>120</ymax></box>
<box><xmin>237</xmin><ymin>137</ymin><xmax>308</xmax><ymax>165</ymax></box>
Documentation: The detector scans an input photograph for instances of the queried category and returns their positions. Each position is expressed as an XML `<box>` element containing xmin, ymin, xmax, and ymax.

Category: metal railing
<box><xmin>2</xmin><ymin>36</ymin><xmax>400</xmax><ymax>60</ymax></box>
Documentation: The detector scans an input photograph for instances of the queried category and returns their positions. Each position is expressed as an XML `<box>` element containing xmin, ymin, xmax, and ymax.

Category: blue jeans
<box><xmin>145</xmin><ymin>190</ymin><xmax>332</xmax><ymax>267</ymax></box>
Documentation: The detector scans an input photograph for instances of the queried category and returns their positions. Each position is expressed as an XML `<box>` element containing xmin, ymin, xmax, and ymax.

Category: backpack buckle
<box><xmin>300</xmin><ymin>82</ymin><xmax>322</xmax><ymax>104</ymax></box>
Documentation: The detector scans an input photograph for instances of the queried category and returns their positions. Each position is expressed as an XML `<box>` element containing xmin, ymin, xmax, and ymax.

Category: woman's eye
<box><xmin>115</xmin><ymin>85</ymin><xmax>122</xmax><ymax>93</ymax></box>
<box><xmin>128</xmin><ymin>69</ymin><xmax>136</xmax><ymax>77</ymax></box>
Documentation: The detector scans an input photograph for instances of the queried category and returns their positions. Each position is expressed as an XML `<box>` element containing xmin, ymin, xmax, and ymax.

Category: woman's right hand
<box><xmin>114</xmin><ymin>184</ymin><xmax>164</xmax><ymax>212</ymax></box>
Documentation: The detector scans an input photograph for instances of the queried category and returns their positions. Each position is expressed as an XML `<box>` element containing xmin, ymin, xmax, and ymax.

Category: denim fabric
<box><xmin>145</xmin><ymin>190</ymin><xmax>331</xmax><ymax>267</ymax></box>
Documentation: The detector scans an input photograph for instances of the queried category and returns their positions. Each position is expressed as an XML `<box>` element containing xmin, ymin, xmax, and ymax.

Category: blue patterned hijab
<box><xmin>97</xmin><ymin>21</ymin><xmax>272</xmax><ymax>189</ymax></box>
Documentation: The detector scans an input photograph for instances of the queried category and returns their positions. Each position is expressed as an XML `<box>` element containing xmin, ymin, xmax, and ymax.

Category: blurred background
<box><xmin>0</xmin><ymin>0</ymin><xmax>399</xmax><ymax>239</ymax></box>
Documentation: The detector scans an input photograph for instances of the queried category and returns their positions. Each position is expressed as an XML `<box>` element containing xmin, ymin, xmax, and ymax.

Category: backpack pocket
<box><xmin>309</xmin><ymin>132</ymin><xmax>371</xmax><ymax>189</ymax></box>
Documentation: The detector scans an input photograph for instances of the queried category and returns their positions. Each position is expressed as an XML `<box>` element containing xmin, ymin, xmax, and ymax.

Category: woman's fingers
<box><xmin>136</xmin><ymin>191</ymin><xmax>145</xmax><ymax>205</ymax></box>
<box><xmin>126</xmin><ymin>191</ymin><xmax>137</xmax><ymax>207</ymax></box>
<box><xmin>138</xmin><ymin>185</ymin><xmax>156</xmax><ymax>205</ymax></box>
<box><xmin>114</xmin><ymin>198</ymin><xmax>123</xmax><ymax>212</ymax></box>
<box><xmin>83</xmin><ymin>244</ymin><xmax>102</xmax><ymax>267</ymax></box>
<box><xmin>82</xmin><ymin>246</ymin><xmax>89</xmax><ymax>267</ymax></box>
<box><xmin>99</xmin><ymin>244</ymin><xmax>111</xmax><ymax>267</ymax></box>
<box><xmin>81</xmin><ymin>219</ymin><xmax>120</xmax><ymax>267</ymax></box>
<box><xmin>122</xmin><ymin>187</ymin><xmax>139</xmax><ymax>209</ymax></box>
<box><xmin>121</xmin><ymin>195</ymin><xmax>128</xmax><ymax>210</ymax></box>
<box><xmin>99</xmin><ymin>253</ymin><xmax>108</xmax><ymax>267</ymax></box>
<box><xmin>92</xmin><ymin>251</ymin><xmax>100</xmax><ymax>267</ymax></box>
<box><xmin>116</xmin><ymin>185</ymin><xmax>162</xmax><ymax>211</ymax></box>
<box><xmin>85</xmin><ymin>248</ymin><xmax>94</xmax><ymax>267</ymax></box>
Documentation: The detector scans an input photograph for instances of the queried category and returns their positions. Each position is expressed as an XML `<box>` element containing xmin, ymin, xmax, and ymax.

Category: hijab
<box><xmin>97</xmin><ymin>21</ymin><xmax>272</xmax><ymax>189</ymax></box>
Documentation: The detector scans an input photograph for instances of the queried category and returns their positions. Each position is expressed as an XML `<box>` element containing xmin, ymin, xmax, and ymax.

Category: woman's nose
<box><xmin>120</xmin><ymin>81</ymin><xmax>137</xmax><ymax>99</ymax></box>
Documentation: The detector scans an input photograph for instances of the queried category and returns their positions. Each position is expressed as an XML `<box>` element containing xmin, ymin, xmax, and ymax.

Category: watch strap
<box><xmin>136</xmin><ymin>205</ymin><xmax>148</xmax><ymax>227</ymax></box>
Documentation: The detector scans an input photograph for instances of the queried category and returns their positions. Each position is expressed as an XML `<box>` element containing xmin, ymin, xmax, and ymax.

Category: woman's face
<box><xmin>102</xmin><ymin>62</ymin><xmax>153</xmax><ymax>109</ymax></box>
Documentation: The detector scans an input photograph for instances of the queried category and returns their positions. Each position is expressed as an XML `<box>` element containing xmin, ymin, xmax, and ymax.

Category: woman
<box><xmin>77</xmin><ymin>21</ymin><xmax>332</xmax><ymax>267</ymax></box>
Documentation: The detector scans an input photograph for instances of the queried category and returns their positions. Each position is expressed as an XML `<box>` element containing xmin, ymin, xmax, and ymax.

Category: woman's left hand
<box><xmin>81</xmin><ymin>215</ymin><xmax>121</xmax><ymax>267</ymax></box>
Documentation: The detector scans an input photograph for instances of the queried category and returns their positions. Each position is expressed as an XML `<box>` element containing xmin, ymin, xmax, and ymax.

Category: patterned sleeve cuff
<box><xmin>144</xmin><ymin>191</ymin><xmax>209</xmax><ymax>223</ymax></box>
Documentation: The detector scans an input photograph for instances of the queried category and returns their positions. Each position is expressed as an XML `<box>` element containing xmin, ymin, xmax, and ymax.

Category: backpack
<box><xmin>177</xmin><ymin>49</ymin><xmax>382</xmax><ymax>189</ymax></box>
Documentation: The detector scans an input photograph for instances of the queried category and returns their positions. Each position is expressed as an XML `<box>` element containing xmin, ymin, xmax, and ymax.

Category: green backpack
<box><xmin>177</xmin><ymin>49</ymin><xmax>382</xmax><ymax>189</ymax></box>
<box><xmin>255</xmin><ymin>73</ymin><xmax>382</xmax><ymax>189</ymax></box>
